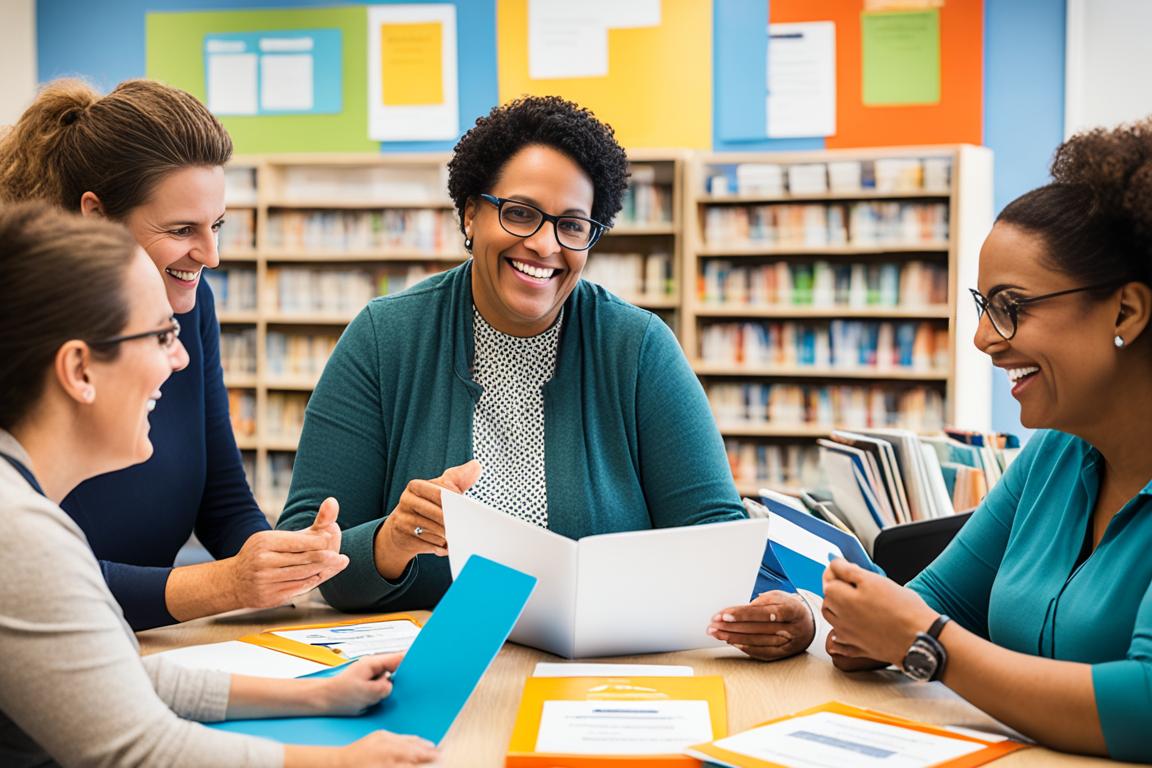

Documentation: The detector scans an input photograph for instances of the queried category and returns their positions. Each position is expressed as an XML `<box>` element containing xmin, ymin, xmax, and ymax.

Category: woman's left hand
<box><xmin>318</xmin><ymin>653</ymin><xmax>403</xmax><ymax>716</ymax></box>
<box><xmin>708</xmin><ymin>591</ymin><xmax>816</xmax><ymax>660</ymax></box>
<box><xmin>821</xmin><ymin>557</ymin><xmax>938</xmax><ymax>665</ymax></box>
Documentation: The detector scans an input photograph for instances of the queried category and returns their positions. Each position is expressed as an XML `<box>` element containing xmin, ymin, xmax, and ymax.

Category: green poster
<box><xmin>147</xmin><ymin>7</ymin><xmax>377</xmax><ymax>154</ymax></box>
<box><xmin>861</xmin><ymin>9</ymin><xmax>941</xmax><ymax>107</ymax></box>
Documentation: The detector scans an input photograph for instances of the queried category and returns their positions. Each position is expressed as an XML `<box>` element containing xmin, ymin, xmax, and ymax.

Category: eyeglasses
<box><xmin>480</xmin><ymin>194</ymin><xmax>607</xmax><ymax>251</ymax></box>
<box><xmin>89</xmin><ymin>318</ymin><xmax>182</xmax><ymax>350</ymax></box>
<box><xmin>969</xmin><ymin>282</ymin><xmax>1121</xmax><ymax>340</ymax></box>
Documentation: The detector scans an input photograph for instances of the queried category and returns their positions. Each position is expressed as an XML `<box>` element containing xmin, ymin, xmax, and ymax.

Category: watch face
<box><xmin>902</xmin><ymin>640</ymin><xmax>939</xmax><ymax>682</ymax></box>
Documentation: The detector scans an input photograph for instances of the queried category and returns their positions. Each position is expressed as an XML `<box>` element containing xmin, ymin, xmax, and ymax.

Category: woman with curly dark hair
<box><xmin>278</xmin><ymin>96</ymin><xmax>815</xmax><ymax>660</ymax></box>
<box><xmin>819</xmin><ymin>120</ymin><xmax>1152</xmax><ymax>761</ymax></box>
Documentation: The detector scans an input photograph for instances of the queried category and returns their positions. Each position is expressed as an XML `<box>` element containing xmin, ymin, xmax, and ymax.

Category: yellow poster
<box><xmin>497</xmin><ymin>0</ymin><xmax>712</xmax><ymax>149</ymax></box>
<box><xmin>380</xmin><ymin>21</ymin><xmax>443</xmax><ymax>106</ymax></box>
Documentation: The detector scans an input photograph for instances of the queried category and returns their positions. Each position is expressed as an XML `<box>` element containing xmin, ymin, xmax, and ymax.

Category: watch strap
<box><xmin>927</xmin><ymin>614</ymin><xmax>951</xmax><ymax>639</ymax></box>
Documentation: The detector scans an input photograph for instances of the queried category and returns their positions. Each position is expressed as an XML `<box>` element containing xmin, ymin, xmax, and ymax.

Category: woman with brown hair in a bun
<box><xmin>0</xmin><ymin>79</ymin><xmax>347</xmax><ymax>630</ymax></box>
<box><xmin>817</xmin><ymin>121</ymin><xmax>1152</xmax><ymax>761</ymax></box>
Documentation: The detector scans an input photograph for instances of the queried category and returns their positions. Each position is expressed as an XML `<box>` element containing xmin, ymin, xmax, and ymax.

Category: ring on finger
<box><xmin>414</xmin><ymin>526</ymin><xmax>424</xmax><ymax>537</ymax></box>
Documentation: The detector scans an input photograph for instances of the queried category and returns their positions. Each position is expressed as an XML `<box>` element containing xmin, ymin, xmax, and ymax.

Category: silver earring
<box><xmin>464</xmin><ymin>236</ymin><xmax>473</xmax><ymax>251</ymax></box>
<box><xmin>83</xmin><ymin>388</ymin><xmax>95</xmax><ymax>402</ymax></box>
<box><xmin>1114</xmin><ymin>335</ymin><xmax>1125</xmax><ymax>349</ymax></box>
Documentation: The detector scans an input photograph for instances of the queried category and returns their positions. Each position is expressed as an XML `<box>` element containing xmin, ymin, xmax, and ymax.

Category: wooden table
<box><xmin>138</xmin><ymin>600</ymin><xmax>1132</xmax><ymax>768</ymax></box>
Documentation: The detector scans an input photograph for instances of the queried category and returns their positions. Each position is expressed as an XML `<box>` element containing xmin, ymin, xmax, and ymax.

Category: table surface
<box><xmin>137</xmin><ymin>600</ymin><xmax>1133</xmax><ymax>768</ymax></box>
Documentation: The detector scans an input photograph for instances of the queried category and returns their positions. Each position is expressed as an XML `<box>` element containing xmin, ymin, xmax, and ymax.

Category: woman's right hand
<box><xmin>373</xmin><ymin>460</ymin><xmax>482</xmax><ymax>580</ymax></box>
<box><xmin>337</xmin><ymin>732</ymin><xmax>438</xmax><ymax>766</ymax></box>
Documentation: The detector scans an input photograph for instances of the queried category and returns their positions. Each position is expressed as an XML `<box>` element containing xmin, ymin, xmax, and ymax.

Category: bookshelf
<box><xmin>683</xmin><ymin>146</ymin><xmax>994</xmax><ymax>496</ymax></box>
<box><xmin>215</xmin><ymin>152</ymin><xmax>687</xmax><ymax>516</ymax></box>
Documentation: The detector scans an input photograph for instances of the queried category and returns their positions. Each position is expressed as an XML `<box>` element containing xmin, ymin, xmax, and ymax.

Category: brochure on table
<box><xmin>441</xmin><ymin>490</ymin><xmax>770</xmax><ymax>658</ymax></box>
<box><xmin>507</xmin><ymin>675</ymin><xmax>728</xmax><ymax>767</ymax></box>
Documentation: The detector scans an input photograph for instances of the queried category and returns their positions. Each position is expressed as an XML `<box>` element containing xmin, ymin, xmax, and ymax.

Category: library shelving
<box><xmin>215</xmin><ymin>152</ymin><xmax>687</xmax><ymax>517</ymax></box>
<box><xmin>683</xmin><ymin>147</ymin><xmax>993</xmax><ymax>496</ymax></box>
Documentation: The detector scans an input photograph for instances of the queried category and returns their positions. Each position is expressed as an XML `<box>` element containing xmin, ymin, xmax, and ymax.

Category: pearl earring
<box><xmin>1114</xmin><ymin>335</ymin><xmax>1125</xmax><ymax>349</ymax></box>
<box><xmin>83</xmin><ymin>388</ymin><xmax>95</xmax><ymax>402</ymax></box>
<box><xmin>464</xmin><ymin>236</ymin><xmax>473</xmax><ymax>251</ymax></box>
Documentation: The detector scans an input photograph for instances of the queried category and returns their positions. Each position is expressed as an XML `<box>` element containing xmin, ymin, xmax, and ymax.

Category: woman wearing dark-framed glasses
<box><xmin>817</xmin><ymin>121</ymin><xmax>1152</xmax><ymax>761</ymax></box>
<box><xmin>278</xmin><ymin>95</ymin><xmax>816</xmax><ymax>661</ymax></box>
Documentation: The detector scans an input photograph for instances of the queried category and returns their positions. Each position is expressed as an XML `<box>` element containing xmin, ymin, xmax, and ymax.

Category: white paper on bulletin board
<box><xmin>527</xmin><ymin>0</ymin><xmax>660</xmax><ymax>80</ymax></box>
<box><xmin>367</xmin><ymin>4</ymin><xmax>458</xmax><ymax>141</ymax></box>
<box><xmin>766</xmin><ymin>21</ymin><xmax>836</xmax><ymax>138</ymax></box>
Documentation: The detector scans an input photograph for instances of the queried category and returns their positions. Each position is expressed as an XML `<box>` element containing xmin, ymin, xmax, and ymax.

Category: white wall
<box><xmin>1065</xmin><ymin>0</ymin><xmax>1152</xmax><ymax>136</ymax></box>
<box><xmin>0</xmin><ymin>0</ymin><xmax>37</xmax><ymax>125</ymax></box>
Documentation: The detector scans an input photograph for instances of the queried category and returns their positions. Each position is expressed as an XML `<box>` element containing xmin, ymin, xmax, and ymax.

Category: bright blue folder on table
<box><xmin>209</xmin><ymin>554</ymin><xmax>536</xmax><ymax>745</ymax></box>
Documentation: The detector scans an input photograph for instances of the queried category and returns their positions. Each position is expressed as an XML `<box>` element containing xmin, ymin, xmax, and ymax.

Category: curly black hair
<box><xmin>447</xmin><ymin>95</ymin><xmax>630</xmax><ymax>234</ymax></box>
<box><xmin>998</xmin><ymin>118</ymin><xmax>1152</xmax><ymax>291</ymax></box>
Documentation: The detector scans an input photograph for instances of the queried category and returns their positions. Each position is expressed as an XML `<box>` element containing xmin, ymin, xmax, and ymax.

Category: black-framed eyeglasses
<box><xmin>969</xmin><ymin>282</ymin><xmax>1121</xmax><ymax>340</ymax></box>
<box><xmin>480</xmin><ymin>194</ymin><xmax>607</xmax><ymax>251</ymax></box>
<box><xmin>89</xmin><ymin>317</ymin><xmax>182</xmax><ymax>350</ymax></box>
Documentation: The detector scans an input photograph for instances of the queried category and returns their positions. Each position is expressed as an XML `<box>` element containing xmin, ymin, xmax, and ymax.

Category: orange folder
<box><xmin>687</xmin><ymin>701</ymin><xmax>1027</xmax><ymax>768</ymax></box>
<box><xmin>506</xmin><ymin>675</ymin><xmax>728</xmax><ymax>767</ymax></box>
<box><xmin>239</xmin><ymin>612</ymin><xmax>424</xmax><ymax>667</ymax></box>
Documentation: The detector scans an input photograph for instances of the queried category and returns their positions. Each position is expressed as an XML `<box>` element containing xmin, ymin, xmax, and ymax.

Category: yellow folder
<box><xmin>506</xmin><ymin>675</ymin><xmax>727</xmax><ymax>767</ymax></box>
<box><xmin>687</xmin><ymin>701</ymin><xmax>1027</xmax><ymax>768</ymax></box>
<box><xmin>239</xmin><ymin>612</ymin><xmax>424</xmax><ymax>667</ymax></box>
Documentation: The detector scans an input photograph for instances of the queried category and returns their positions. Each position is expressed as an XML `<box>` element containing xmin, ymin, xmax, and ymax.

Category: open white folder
<box><xmin>441</xmin><ymin>490</ymin><xmax>770</xmax><ymax>659</ymax></box>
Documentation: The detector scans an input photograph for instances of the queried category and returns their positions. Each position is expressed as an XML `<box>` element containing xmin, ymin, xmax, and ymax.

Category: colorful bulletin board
<box><xmin>147</xmin><ymin>7</ymin><xmax>377</xmax><ymax>154</ymax></box>
<box><xmin>770</xmin><ymin>0</ymin><xmax>983</xmax><ymax>147</ymax></box>
<box><xmin>495</xmin><ymin>0</ymin><xmax>712</xmax><ymax>149</ymax></box>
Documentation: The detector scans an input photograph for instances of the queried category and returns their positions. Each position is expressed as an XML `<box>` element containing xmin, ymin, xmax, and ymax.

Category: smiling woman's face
<box><xmin>973</xmin><ymin>222</ymin><xmax>1124</xmax><ymax>432</ymax></box>
<box><xmin>463</xmin><ymin>145</ymin><xmax>595</xmax><ymax>337</ymax></box>
<box><xmin>121</xmin><ymin>165</ymin><xmax>227</xmax><ymax>315</ymax></box>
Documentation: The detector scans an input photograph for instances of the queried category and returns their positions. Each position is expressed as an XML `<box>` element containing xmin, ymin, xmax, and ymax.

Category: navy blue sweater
<box><xmin>62</xmin><ymin>280</ymin><xmax>268</xmax><ymax>630</ymax></box>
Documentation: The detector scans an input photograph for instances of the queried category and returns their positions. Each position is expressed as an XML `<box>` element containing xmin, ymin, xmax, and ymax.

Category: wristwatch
<box><xmin>901</xmin><ymin>614</ymin><xmax>951</xmax><ymax>682</ymax></box>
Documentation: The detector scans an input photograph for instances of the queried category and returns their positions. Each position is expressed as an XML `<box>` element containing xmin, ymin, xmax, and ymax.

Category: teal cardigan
<box><xmin>278</xmin><ymin>262</ymin><xmax>746</xmax><ymax>612</ymax></box>
<box><xmin>908</xmin><ymin>429</ymin><xmax>1152</xmax><ymax>762</ymax></box>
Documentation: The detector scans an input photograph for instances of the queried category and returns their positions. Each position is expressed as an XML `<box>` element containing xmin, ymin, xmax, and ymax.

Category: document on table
<box><xmin>688</xmin><ymin>702</ymin><xmax>1027</xmax><ymax>768</ymax></box>
<box><xmin>150</xmin><ymin>640</ymin><xmax>329</xmax><ymax>679</ymax></box>
<box><xmin>535</xmin><ymin>700</ymin><xmax>713</xmax><ymax>755</ymax></box>
<box><xmin>271</xmin><ymin>619</ymin><xmax>420</xmax><ymax>660</ymax></box>
<box><xmin>441</xmin><ymin>490</ymin><xmax>770</xmax><ymax>658</ymax></box>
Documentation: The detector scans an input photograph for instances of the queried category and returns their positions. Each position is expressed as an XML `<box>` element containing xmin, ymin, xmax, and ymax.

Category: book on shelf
<box><xmin>265</xmin><ymin>331</ymin><xmax>339</xmax><ymax>378</ymax></box>
<box><xmin>265</xmin><ymin>209</ymin><xmax>458</xmax><ymax>252</ymax></box>
<box><xmin>699</xmin><ymin>319</ymin><xmax>949</xmax><ymax>373</ymax></box>
<box><xmin>726</xmin><ymin>440</ymin><xmax>821</xmax><ymax>490</ymax></box>
<box><xmin>265</xmin><ymin>392</ymin><xmax>309</xmax><ymax>442</ymax></box>
<box><xmin>697</xmin><ymin>259</ymin><xmax>947</xmax><ymax>308</ymax></box>
<box><xmin>228</xmin><ymin>389</ymin><xmax>256</xmax><ymax>438</ymax></box>
<box><xmin>701</xmin><ymin>201</ymin><xmax>947</xmax><ymax>248</ymax></box>
<box><xmin>219</xmin><ymin>210</ymin><xmax>255</xmax><ymax>253</ymax></box>
<box><xmin>707</xmin><ymin>382</ymin><xmax>946</xmax><ymax>434</ymax></box>
<box><xmin>713</xmin><ymin>157</ymin><xmax>953</xmax><ymax>197</ymax></box>
<box><xmin>219</xmin><ymin>327</ymin><xmax>257</xmax><ymax>375</ymax></box>
<box><xmin>224</xmin><ymin>167</ymin><xmax>258</xmax><ymax>206</ymax></box>
<box><xmin>271</xmin><ymin>163</ymin><xmax>448</xmax><ymax>204</ymax></box>
<box><xmin>581</xmin><ymin>252</ymin><xmax>674</xmax><ymax>302</ymax></box>
<box><xmin>205</xmin><ymin>268</ymin><xmax>258</xmax><ymax>313</ymax></box>
<box><xmin>617</xmin><ymin>164</ymin><xmax>674</xmax><ymax>226</ymax></box>
<box><xmin>806</xmin><ymin>428</ymin><xmax>1019</xmax><ymax>552</ymax></box>
<box><xmin>266</xmin><ymin>264</ymin><xmax>445</xmax><ymax>316</ymax></box>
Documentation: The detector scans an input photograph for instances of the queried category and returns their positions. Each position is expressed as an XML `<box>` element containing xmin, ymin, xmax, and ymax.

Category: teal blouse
<box><xmin>908</xmin><ymin>429</ymin><xmax>1152</xmax><ymax>762</ymax></box>
<box><xmin>277</xmin><ymin>263</ymin><xmax>746</xmax><ymax>613</ymax></box>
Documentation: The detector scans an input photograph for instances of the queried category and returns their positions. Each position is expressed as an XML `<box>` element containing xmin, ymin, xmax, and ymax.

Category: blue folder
<box><xmin>758</xmin><ymin>495</ymin><xmax>884</xmax><ymax>597</ymax></box>
<box><xmin>209</xmin><ymin>554</ymin><xmax>536</xmax><ymax>745</ymax></box>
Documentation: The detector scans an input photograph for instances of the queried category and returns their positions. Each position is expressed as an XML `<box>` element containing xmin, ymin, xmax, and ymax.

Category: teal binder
<box><xmin>209</xmin><ymin>555</ymin><xmax>536</xmax><ymax>745</ymax></box>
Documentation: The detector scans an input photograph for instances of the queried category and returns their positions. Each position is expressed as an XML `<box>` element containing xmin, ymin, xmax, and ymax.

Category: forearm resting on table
<box><xmin>164</xmin><ymin>559</ymin><xmax>242</xmax><ymax>622</ymax></box>
<box><xmin>226</xmin><ymin>675</ymin><xmax>329</xmax><ymax>719</ymax></box>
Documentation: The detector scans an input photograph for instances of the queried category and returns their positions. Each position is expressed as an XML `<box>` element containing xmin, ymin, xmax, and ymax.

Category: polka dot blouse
<box><xmin>465</xmin><ymin>306</ymin><xmax>563</xmax><ymax>527</ymax></box>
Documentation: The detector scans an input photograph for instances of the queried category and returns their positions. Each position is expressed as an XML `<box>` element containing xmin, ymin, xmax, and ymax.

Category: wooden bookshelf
<box><xmin>217</xmin><ymin>151</ymin><xmax>687</xmax><ymax>517</ymax></box>
<box><xmin>684</xmin><ymin>146</ymin><xmax>994</xmax><ymax>492</ymax></box>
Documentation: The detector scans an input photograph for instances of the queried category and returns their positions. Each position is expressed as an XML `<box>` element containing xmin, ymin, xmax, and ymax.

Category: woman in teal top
<box><xmin>279</xmin><ymin>96</ymin><xmax>816</xmax><ymax>660</ymax></box>
<box><xmin>819</xmin><ymin>122</ymin><xmax>1152</xmax><ymax>760</ymax></box>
